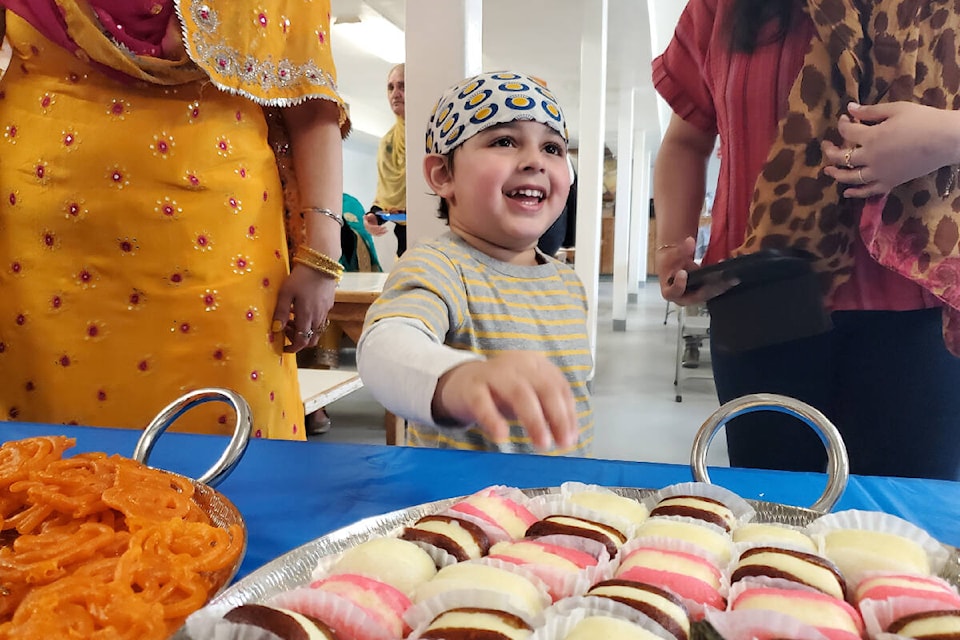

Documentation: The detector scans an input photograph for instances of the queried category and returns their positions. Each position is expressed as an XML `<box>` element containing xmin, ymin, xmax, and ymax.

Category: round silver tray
<box><xmin>184</xmin><ymin>486</ymin><xmax>960</xmax><ymax>626</ymax></box>
<box><xmin>173</xmin><ymin>394</ymin><xmax>960</xmax><ymax>636</ymax></box>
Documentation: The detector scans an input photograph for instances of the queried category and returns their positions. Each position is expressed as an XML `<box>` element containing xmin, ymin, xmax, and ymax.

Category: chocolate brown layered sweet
<box><xmin>400</xmin><ymin>514</ymin><xmax>490</xmax><ymax>562</ymax></box>
<box><xmin>650</xmin><ymin>495</ymin><xmax>734</xmax><ymax>531</ymax></box>
<box><xmin>224</xmin><ymin>604</ymin><xmax>338</xmax><ymax>639</ymax></box>
<box><xmin>731</xmin><ymin>545</ymin><xmax>845</xmax><ymax>600</ymax></box>
<box><xmin>419</xmin><ymin>607</ymin><xmax>532</xmax><ymax>640</ymax></box>
<box><xmin>525</xmin><ymin>515</ymin><xmax>626</xmax><ymax>557</ymax></box>
<box><xmin>888</xmin><ymin>609</ymin><xmax>960</xmax><ymax>640</ymax></box>
<box><xmin>587</xmin><ymin>579</ymin><xmax>690</xmax><ymax>640</ymax></box>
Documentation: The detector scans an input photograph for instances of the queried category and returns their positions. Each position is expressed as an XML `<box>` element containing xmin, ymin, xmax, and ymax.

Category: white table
<box><xmin>297</xmin><ymin>368</ymin><xmax>363</xmax><ymax>416</ymax></box>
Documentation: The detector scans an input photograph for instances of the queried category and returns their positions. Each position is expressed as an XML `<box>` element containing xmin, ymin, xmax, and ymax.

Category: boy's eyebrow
<box><xmin>479</xmin><ymin>121</ymin><xmax>566</xmax><ymax>142</ymax></box>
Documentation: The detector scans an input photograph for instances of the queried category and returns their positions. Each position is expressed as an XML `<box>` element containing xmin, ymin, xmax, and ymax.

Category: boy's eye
<box><xmin>491</xmin><ymin>137</ymin><xmax>515</xmax><ymax>147</ymax></box>
<box><xmin>544</xmin><ymin>143</ymin><xmax>564</xmax><ymax>156</ymax></box>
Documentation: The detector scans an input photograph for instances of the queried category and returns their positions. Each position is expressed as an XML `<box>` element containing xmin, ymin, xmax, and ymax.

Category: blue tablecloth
<box><xmin>3</xmin><ymin>421</ymin><xmax>959</xmax><ymax>581</ymax></box>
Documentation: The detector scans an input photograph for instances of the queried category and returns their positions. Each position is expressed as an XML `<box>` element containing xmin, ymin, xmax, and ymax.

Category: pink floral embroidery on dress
<box><xmin>107</xmin><ymin>165</ymin><xmax>130</xmax><ymax>189</ymax></box>
<box><xmin>117</xmin><ymin>238</ymin><xmax>138</xmax><ymax>255</ymax></box>
<box><xmin>76</xmin><ymin>267</ymin><xmax>97</xmax><ymax>289</ymax></box>
<box><xmin>151</xmin><ymin>133</ymin><xmax>174</xmax><ymax>158</ymax></box>
<box><xmin>202</xmin><ymin>289</ymin><xmax>219</xmax><ymax>311</ymax></box>
<box><xmin>156</xmin><ymin>197</ymin><xmax>182</xmax><ymax>219</ymax></box>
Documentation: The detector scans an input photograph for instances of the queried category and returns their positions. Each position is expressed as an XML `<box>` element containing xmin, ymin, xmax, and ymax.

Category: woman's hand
<box><xmin>432</xmin><ymin>352</ymin><xmax>578</xmax><ymax>452</ymax></box>
<box><xmin>363</xmin><ymin>212</ymin><xmax>389</xmax><ymax>236</ymax></box>
<box><xmin>822</xmin><ymin>102</ymin><xmax>960</xmax><ymax>198</ymax></box>
<box><xmin>656</xmin><ymin>237</ymin><xmax>734</xmax><ymax>305</ymax></box>
<box><xmin>272</xmin><ymin>265</ymin><xmax>337</xmax><ymax>353</ymax></box>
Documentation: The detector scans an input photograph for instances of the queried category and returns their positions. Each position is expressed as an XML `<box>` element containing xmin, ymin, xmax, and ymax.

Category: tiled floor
<box><xmin>313</xmin><ymin>278</ymin><xmax>730</xmax><ymax>468</ymax></box>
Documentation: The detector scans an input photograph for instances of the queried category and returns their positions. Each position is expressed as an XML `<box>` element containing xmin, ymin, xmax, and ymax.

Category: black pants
<box><xmin>394</xmin><ymin>224</ymin><xmax>407</xmax><ymax>257</ymax></box>
<box><xmin>712</xmin><ymin>308</ymin><xmax>960</xmax><ymax>480</ymax></box>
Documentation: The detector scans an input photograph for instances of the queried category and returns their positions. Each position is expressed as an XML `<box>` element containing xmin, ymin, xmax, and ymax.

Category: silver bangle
<box><xmin>301</xmin><ymin>207</ymin><xmax>343</xmax><ymax>227</ymax></box>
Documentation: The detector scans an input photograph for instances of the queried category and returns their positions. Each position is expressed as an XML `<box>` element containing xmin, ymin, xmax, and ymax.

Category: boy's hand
<box><xmin>432</xmin><ymin>352</ymin><xmax>578</xmax><ymax>451</ymax></box>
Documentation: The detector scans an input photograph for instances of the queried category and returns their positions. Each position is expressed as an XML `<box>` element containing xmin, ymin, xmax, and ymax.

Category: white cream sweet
<box><xmin>564</xmin><ymin>615</ymin><xmax>664</xmax><ymax>640</ymax></box>
<box><xmin>330</xmin><ymin>537</ymin><xmax>437</xmax><ymax>596</ymax></box>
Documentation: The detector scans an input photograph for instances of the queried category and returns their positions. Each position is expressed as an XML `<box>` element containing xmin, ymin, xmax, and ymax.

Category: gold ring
<box><xmin>843</xmin><ymin>148</ymin><xmax>854</xmax><ymax>169</ymax></box>
<box><xmin>858</xmin><ymin>168</ymin><xmax>866</xmax><ymax>184</ymax></box>
<box><xmin>297</xmin><ymin>329</ymin><xmax>315</xmax><ymax>339</ymax></box>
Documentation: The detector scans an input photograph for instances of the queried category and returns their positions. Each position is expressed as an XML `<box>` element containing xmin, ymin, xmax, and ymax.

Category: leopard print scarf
<box><xmin>741</xmin><ymin>0</ymin><xmax>960</xmax><ymax>355</ymax></box>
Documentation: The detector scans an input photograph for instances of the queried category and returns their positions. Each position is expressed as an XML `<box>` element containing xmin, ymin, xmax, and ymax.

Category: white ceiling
<box><xmin>330</xmin><ymin>0</ymin><xmax>664</xmax><ymax>156</ymax></box>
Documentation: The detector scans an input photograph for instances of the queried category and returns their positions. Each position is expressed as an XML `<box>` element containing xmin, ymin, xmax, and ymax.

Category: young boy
<box><xmin>356</xmin><ymin>71</ymin><xmax>593</xmax><ymax>455</ymax></box>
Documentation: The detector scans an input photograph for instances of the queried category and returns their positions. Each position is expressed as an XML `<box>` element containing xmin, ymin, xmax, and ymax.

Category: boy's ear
<box><xmin>423</xmin><ymin>154</ymin><xmax>454</xmax><ymax>198</ymax></box>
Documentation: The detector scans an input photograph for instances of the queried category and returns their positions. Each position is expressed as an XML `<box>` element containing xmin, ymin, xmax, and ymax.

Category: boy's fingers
<box><xmin>540</xmin><ymin>384</ymin><xmax>577</xmax><ymax>448</ymax></box>
<box><xmin>470</xmin><ymin>391</ymin><xmax>512</xmax><ymax>445</ymax></box>
<box><xmin>496</xmin><ymin>383</ymin><xmax>553</xmax><ymax>451</ymax></box>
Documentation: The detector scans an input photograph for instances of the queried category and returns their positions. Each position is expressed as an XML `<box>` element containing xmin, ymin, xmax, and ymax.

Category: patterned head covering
<box><xmin>425</xmin><ymin>71</ymin><xmax>568</xmax><ymax>155</ymax></box>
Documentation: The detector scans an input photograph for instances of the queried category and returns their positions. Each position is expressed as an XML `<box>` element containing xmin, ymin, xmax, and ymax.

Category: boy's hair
<box><xmin>425</xmin><ymin>71</ymin><xmax>569</xmax><ymax>220</ymax></box>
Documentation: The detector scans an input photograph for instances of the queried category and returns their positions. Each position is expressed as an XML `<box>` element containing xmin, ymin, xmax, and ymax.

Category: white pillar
<box><xmin>573</xmin><ymin>0</ymin><xmax>608</xmax><ymax>361</ymax></box>
<box><xmin>611</xmin><ymin>87</ymin><xmax>635</xmax><ymax>331</ymax></box>
<box><xmin>405</xmin><ymin>0</ymin><xmax>483</xmax><ymax>251</ymax></box>
<box><xmin>629</xmin><ymin>132</ymin><xmax>651</xmax><ymax>298</ymax></box>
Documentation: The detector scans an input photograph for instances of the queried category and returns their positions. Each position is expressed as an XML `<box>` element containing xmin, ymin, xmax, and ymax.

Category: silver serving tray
<box><xmin>174</xmin><ymin>486</ymin><xmax>960</xmax><ymax>638</ymax></box>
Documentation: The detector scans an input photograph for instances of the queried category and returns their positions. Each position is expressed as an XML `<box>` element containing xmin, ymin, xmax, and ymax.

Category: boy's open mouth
<box><xmin>505</xmin><ymin>188</ymin><xmax>545</xmax><ymax>203</ymax></box>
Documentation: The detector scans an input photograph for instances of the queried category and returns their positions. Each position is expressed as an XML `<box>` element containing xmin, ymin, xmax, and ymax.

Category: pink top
<box><xmin>652</xmin><ymin>0</ymin><xmax>939</xmax><ymax>311</ymax></box>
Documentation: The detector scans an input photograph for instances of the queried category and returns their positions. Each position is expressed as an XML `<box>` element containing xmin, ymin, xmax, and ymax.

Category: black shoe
<box><xmin>306</xmin><ymin>409</ymin><xmax>332</xmax><ymax>435</ymax></box>
<box><xmin>682</xmin><ymin>343</ymin><xmax>700</xmax><ymax>369</ymax></box>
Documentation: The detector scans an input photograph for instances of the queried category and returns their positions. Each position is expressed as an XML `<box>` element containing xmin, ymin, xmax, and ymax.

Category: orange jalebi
<box><xmin>0</xmin><ymin>436</ymin><xmax>244</xmax><ymax>639</ymax></box>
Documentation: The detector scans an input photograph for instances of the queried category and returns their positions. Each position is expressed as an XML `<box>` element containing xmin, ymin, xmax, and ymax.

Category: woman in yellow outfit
<box><xmin>0</xmin><ymin>1</ymin><xmax>350</xmax><ymax>439</ymax></box>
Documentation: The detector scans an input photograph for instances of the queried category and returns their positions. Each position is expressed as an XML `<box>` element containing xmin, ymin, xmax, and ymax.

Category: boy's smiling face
<box><xmin>425</xmin><ymin>120</ymin><xmax>571</xmax><ymax>264</ymax></box>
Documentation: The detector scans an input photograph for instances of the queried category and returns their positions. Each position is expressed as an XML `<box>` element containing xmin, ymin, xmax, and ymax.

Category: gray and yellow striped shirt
<box><xmin>361</xmin><ymin>232</ymin><xmax>593</xmax><ymax>455</ymax></box>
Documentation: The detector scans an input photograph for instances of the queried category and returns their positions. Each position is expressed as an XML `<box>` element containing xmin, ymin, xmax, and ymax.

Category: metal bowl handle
<box><xmin>690</xmin><ymin>393</ymin><xmax>849</xmax><ymax>513</ymax></box>
<box><xmin>133</xmin><ymin>388</ymin><xmax>252</xmax><ymax>487</ymax></box>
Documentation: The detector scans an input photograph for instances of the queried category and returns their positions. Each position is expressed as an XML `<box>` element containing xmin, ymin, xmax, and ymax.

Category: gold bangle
<box><xmin>292</xmin><ymin>256</ymin><xmax>343</xmax><ymax>282</ymax></box>
<box><xmin>656</xmin><ymin>243</ymin><xmax>678</xmax><ymax>252</ymax></box>
<box><xmin>301</xmin><ymin>207</ymin><xmax>343</xmax><ymax>227</ymax></box>
<box><xmin>295</xmin><ymin>245</ymin><xmax>343</xmax><ymax>272</ymax></box>
<box><xmin>292</xmin><ymin>252</ymin><xmax>343</xmax><ymax>274</ymax></box>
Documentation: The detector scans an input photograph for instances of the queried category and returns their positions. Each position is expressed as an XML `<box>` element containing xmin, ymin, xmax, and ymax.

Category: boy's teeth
<box><xmin>509</xmin><ymin>189</ymin><xmax>544</xmax><ymax>198</ymax></box>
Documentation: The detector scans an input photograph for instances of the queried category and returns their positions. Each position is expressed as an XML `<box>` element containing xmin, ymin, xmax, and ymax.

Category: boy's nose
<box><xmin>519</xmin><ymin>148</ymin><xmax>546</xmax><ymax>172</ymax></box>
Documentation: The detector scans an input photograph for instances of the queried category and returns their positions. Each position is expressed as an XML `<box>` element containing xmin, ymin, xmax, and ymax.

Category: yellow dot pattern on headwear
<box><xmin>505</xmin><ymin>95</ymin><xmax>535</xmax><ymax>110</ymax></box>
<box><xmin>469</xmin><ymin>104</ymin><xmax>499</xmax><ymax>125</ymax></box>
<box><xmin>425</xmin><ymin>71</ymin><xmax>568</xmax><ymax>154</ymax></box>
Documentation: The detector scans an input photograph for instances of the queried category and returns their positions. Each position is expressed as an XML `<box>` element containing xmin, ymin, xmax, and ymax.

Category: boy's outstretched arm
<box><xmin>432</xmin><ymin>352</ymin><xmax>578</xmax><ymax>451</ymax></box>
<box><xmin>358</xmin><ymin>318</ymin><xmax>578</xmax><ymax>451</ymax></box>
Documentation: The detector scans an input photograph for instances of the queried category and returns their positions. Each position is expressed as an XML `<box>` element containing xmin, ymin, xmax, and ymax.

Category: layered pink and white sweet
<box><xmin>855</xmin><ymin>573</ymin><xmax>960</xmax><ymax>608</ymax></box>
<box><xmin>272</xmin><ymin>572</ymin><xmax>413</xmax><ymax>640</ymax></box>
<box><xmin>488</xmin><ymin>534</ymin><xmax>614</xmax><ymax>601</ymax></box>
<box><xmin>633</xmin><ymin>516</ymin><xmax>734</xmax><ymax>566</ymax></box>
<box><xmin>615</xmin><ymin>541</ymin><xmax>726</xmax><ymax>616</ymax></box>
<box><xmin>448</xmin><ymin>487</ymin><xmax>538</xmax><ymax>541</ymax></box>
<box><xmin>856</xmin><ymin>576</ymin><xmax>960</xmax><ymax>640</ymax></box>
<box><xmin>730</xmin><ymin>586</ymin><xmax>864</xmax><ymax>640</ymax></box>
<box><xmin>704</xmin><ymin>608</ymin><xmax>832</xmax><ymax>640</ymax></box>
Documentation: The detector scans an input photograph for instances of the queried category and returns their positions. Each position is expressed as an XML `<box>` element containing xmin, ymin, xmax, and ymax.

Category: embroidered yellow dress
<box><xmin>0</xmin><ymin>1</ymin><xmax>348</xmax><ymax>438</ymax></box>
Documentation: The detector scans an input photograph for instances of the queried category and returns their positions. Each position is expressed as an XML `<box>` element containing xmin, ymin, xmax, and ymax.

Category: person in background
<box><xmin>364</xmin><ymin>62</ymin><xmax>408</xmax><ymax>257</ymax></box>
<box><xmin>653</xmin><ymin>0</ymin><xmax>960</xmax><ymax>480</ymax></box>
<box><xmin>342</xmin><ymin>193</ymin><xmax>383</xmax><ymax>273</ymax></box>
<box><xmin>357</xmin><ymin>71</ymin><xmax>593</xmax><ymax>455</ymax></box>
<box><xmin>0</xmin><ymin>1</ymin><xmax>349</xmax><ymax>438</ymax></box>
